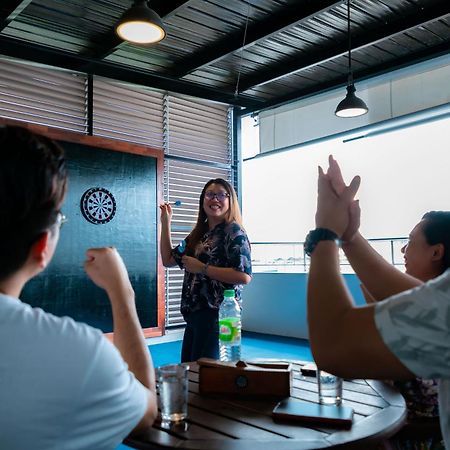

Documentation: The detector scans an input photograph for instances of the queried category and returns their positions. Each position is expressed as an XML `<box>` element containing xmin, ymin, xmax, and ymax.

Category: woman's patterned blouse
<box><xmin>394</xmin><ymin>377</ymin><xmax>440</xmax><ymax>419</ymax></box>
<box><xmin>172</xmin><ymin>221</ymin><xmax>252</xmax><ymax>318</ymax></box>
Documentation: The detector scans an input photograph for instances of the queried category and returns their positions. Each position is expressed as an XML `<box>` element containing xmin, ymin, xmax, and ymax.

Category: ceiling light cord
<box><xmin>347</xmin><ymin>0</ymin><xmax>353</xmax><ymax>86</ymax></box>
<box><xmin>334</xmin><ymin>0</ymin><xmax>368</xmax><ymax>118</ymax></box>
<box><xmin>234</xmin><ymin>1</ymin><xmax>251</xmax><ymax>98</ymax></box>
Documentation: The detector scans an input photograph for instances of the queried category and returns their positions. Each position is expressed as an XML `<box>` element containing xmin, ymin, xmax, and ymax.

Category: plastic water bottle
<box><xmin>218</xmin><ymin>289</ymin><xmax>241</xmax><ymax>362</ymax></box>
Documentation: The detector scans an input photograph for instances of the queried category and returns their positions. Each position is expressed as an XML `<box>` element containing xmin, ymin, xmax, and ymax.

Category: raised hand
<box><xmin>326</xmin><ymin>155</ymin><xmax>361</xmax><ymax>242</ymax></box>
<box><xmin>327</xmin><ymin>154</ymin><xmax>346</xmax><ymax>195</ymax></box>
<box><xmin>159</xmin><ymin>202</ymin><xmax>173</xmax><ymax>225</ymax></box>
<box><xmin>315</xmin><ymin>165</ymin><xmax>360</xmax><ymax>238</ymax></box>
<box><xmin>84</xmin><ymin>247</ymin><xmax>133</xmax><ymax>299</ymax></box>
<box><xmin>344</xmin><ymin>200</ymin><xmax>361</xmax><ymax>243</ymax></box>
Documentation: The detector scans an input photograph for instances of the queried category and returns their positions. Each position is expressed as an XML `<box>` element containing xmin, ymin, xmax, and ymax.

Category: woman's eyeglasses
<box><xmin>204</xmin><ymin>191</ymin><xmax>230</xmax><ymax>201</ymax></box>
<box><xmin>56</xmin><ymin>211</ymin><xmax>68</xmax><ymax>229</ymax></box>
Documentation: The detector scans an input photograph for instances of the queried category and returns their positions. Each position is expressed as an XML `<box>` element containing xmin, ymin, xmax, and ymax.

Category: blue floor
<box><xmin>241</xmin><ymin>331</ymin><xmax>312</xmax><ymax>362</ymax></box>
<box><xmin>148</xmin><ymin>331</ymin><xmax>312</xmax><ymax>366</ymax></box>
<box><xmin>117</xmin><ymin>332</ymin><xmax>312</xmax><ymax>450</ymax></box>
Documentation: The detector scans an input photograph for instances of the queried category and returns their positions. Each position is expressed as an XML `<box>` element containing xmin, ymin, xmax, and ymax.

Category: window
<box><xmin>242</xmin><ymin>114</ymin><xmax>450</xmax><ymax>271</ymax></box>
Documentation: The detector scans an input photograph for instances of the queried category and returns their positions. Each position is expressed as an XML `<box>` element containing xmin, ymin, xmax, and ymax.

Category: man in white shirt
<box><xmin>0</xmin><ymin>125</ymin><xmax>157</xmax><ymax>450</ymax></box>
<box><xmin>306</xmin><ymin>156</ymin><xmax>449</xmax><ymax>448</ymax></box>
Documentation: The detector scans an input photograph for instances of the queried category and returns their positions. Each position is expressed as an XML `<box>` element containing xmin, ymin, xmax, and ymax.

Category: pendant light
<box><xmin>335</xmin><ymin>0</ymin><xmax>368</xmax><ymax>118</ymax></box>
<box><xmin>115</xmin><ymin>0</ymin><xmax>166</xmax><ymax>44</ymax></box>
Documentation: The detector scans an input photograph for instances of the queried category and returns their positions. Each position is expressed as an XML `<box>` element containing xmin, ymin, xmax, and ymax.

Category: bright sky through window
<box><xmin>242</xmin><ymin>116</ymin><xmax>450</xmax><ymax>243</ymax></box>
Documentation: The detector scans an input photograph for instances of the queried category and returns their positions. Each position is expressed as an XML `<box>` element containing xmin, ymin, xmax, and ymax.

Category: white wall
<box><xmin>259</xmin><ymin>54</ymin><xmax>450</xmax><ymax>153</ymax></box>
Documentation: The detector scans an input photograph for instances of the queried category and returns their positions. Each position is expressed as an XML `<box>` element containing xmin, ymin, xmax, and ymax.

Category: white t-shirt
<box><xmin>375</xmin><ymin>271</ymin><xmax>450</xmax><ymax>449</ymax></box>
<box><xmin>0</xmin><ymin>294</ymin><xmax>148</xmax><ymax>450</ymax></box>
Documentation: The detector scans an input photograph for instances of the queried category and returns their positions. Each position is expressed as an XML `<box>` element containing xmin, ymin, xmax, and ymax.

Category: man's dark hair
<box><xmin>422</xmin><ymin>211</ymin><xmax>450</xmax><ymax>273</ymax></box>
<box><xmin>0</xmin><ymin>125</ymin><xmax>67</xmax><ymax>280</ymax></box>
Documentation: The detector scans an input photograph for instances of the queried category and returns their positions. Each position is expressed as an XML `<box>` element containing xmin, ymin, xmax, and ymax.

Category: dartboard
<box><xmin>80</xmin><ymin>187</ymin><xmax>116</xmax><ymax>224</ymax></box>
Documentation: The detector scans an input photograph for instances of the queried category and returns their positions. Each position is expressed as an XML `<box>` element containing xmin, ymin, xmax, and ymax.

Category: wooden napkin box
<box><xmin>198</xmin><ymin>358</ymin><xmax>292</xmax><ymax>398</ymax></box>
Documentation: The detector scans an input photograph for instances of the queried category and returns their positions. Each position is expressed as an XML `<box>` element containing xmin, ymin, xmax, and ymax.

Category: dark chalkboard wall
<box><xmin>21</xmin><ymin>140</ymin><xmax>159</xmax><ymax>333</ymax></box>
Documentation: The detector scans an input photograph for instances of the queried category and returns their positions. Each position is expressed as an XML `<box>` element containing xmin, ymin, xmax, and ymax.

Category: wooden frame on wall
<box><xmin>1</xmin><ymin>118</ymin><xmax>166</xmax><ymax>338</ymax></box>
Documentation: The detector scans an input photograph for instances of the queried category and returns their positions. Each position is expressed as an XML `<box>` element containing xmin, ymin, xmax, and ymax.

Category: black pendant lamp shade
<box><xmin>116</xmin><ymin>0</ymin><xmax>166</xmax><ymax>44</ymax></box>
<box><xmin>335</xmin><ymin>0</ymin><xmax>368</xmax><ymax>118</ymax></box>
<box><xmin>335</xmin><ymin>83</ymin><xmax>368</xmax><ymax>118</ymax></box>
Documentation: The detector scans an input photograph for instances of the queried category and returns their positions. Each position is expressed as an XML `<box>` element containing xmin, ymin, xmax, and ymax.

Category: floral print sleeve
<box><xmin>175</xmin><ymin>221</ymin><xmax>252</xmax><ymax>318</ymax></box>
<box><xmin>225</xmin><ymin>222</ymin><xmax>252</xmax><ymax>276</ymax></box>
<box><xmin>171</xmin><ymin>237</ymin><xmax>187</xmax><ymax>269</ymax></box>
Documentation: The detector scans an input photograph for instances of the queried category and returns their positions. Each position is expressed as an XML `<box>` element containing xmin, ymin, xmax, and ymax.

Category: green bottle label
<box><xmin>219</xmin><ymin>318</ymin><xmax>241</xmax><ymax>344</ymax></box>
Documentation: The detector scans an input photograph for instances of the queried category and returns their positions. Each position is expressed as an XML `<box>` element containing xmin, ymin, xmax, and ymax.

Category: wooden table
<box><xmin>125</xmin><ymin>360</ymin><xmax>407</xmax><ymax>450</ymax></box>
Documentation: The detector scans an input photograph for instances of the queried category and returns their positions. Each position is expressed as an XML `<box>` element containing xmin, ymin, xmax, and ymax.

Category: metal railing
<box><xmin>251</xmin><ymin>237</ymin><xmax>408</xmax><ymax>273</ymax></box>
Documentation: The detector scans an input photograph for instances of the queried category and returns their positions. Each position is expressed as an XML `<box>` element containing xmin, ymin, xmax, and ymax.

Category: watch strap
<box><xmin>304</xmin><ymin>228</ymin><xmax>341</xmax><ymax>257</ymax></box>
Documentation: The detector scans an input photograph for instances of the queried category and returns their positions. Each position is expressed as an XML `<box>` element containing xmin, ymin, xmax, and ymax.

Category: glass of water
<box><xmin>317</xmin><ymin>370</ymin><xmax>343</xmax><ymax>405</ymax></box>
<box><xmin>157</xmin><ymin>364</ymin><xmax>189</xmax><ymax>428</ymax></box>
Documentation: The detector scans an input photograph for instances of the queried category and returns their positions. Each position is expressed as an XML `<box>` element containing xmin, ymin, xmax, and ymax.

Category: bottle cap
<box><xmin>223</xmin><ymin>289</ymin><xmax>235</xmax><ymax>298</ymax></box>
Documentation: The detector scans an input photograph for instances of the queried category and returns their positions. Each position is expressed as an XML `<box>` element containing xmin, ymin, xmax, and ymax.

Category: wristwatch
<box><xmin>304</xmin><ymin>228</ymin><xmax>341</xmax><ymax>257</ymax></box>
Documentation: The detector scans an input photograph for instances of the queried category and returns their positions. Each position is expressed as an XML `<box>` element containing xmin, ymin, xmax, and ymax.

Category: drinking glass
<box><xmin>317</xmin><ymin>370</ymin><xmax>342</xmax><ymax>405</ymax></box>
<box><xmin>157</xmin><ymin>364</ymin><xmax>189</xmax><ymax>428</ymax></box>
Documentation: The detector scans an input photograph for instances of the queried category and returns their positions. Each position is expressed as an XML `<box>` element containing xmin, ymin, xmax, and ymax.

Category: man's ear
<box><xmin>30</xmin><ymin>232</ymin><xmax>51</xmax><ymax>269</ymax></box>
<box><xmin>431</xmin><ymin>243</ymin><xmax>445</xmax><ymax>262</ymax></box>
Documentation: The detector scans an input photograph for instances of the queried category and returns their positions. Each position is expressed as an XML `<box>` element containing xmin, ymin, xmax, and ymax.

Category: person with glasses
<box><xmin>0</xmin><ymin>125</ymin><xmax>157</xmax><ymax>450</ymax></box>
<box><xmin>160</xmin><ymin>178</ymin><xmax>252</xmax><ymax>362</ymax></box>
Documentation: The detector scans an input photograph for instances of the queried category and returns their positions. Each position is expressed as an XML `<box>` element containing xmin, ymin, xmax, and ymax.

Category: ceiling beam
<box><xmin>149</xmin><ymin>0</ymin><xmax>192</xmax><ymax>20</ymax></box>
<box><xmin>171</xmin><ymin>0</ymin><xmax>343</xmax><ymax>78</ymax></box>
<box><xmin>243</xmin><ymin>40</ymin><xmax>450</xmax><ymax>115</ymax></box>
<box><xmin>0</xmin><ymin>0</ymin><xmax>32</xmax><ymax>32</ymax></box>
<box><xmin>0</xmin><ymin>35</ymin><xmax>263</xmax><ymax>109</ymax></box>
<box><xmin>239</xmin><ymin>1</ymin><xmax>450</xmax><ymax>93</ymax></box>
<box><xmin>85</xmin><ymin>0</ymin><xmax>192</xmax><ymax>61</ymax></box>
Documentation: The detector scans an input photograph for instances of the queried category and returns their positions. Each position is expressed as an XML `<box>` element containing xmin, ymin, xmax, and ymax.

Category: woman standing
<box><xmin>160</xmin><ymin>178</ymin><xmax>252</xmax><ymax>362</ymax></box>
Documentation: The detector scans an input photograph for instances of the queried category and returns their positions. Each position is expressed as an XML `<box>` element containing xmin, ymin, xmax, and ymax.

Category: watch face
<box><xmin>80</xmin><ymin>187</ymin><xmax>116</xmax><ymax>224</ymax></box>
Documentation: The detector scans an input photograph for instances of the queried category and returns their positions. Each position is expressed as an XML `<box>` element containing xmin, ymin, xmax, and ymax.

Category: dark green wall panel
<box><xmin>21</xmin><ymin>141</ymin><xmax>158</xmax><ymax>332</ymax></box>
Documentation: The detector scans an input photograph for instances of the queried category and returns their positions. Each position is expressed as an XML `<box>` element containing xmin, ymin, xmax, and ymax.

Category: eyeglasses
<box><xmin>204</xmin><ymin>191</ymin><xmax>230</xmax><ymax>202</ymax></box>
<box><xmin>56</xmin><ymin>211</ymin><xmax>68</xmax><ymax>229</ymax></box>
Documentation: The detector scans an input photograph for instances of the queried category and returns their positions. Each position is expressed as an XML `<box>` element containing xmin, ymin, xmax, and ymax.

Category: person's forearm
<box><xmin>205</xmin><ymin>265</ymin><xmax>251</xmax><ymax>285</ymax></box>
<box><xmin>307</xmin><ymin>241</ymin><xmax>414</xmax><ymax>379</ymax></box>
<box><xmin>308</xmin><ymin>241</ymin><xmax>353</xmax><ymax>367</ymax></box>
<box><xmin>360</xmin><ymin>283</ymin><xmax>377</xmax><ymax>303</ymax></box>
<box><xmin>160</xmin><ymin>221</ymin><xmax>175</xmax><ymax>267</ymax></box>
<box><xmin>343</xmin><ymin>232</ymin><xmax>422</xmax><ymax>300</ymax></box>
<box><xmin>109</xmin><ymin>287</ymin><xmax>155</xmax><ymax>392</ymax></box>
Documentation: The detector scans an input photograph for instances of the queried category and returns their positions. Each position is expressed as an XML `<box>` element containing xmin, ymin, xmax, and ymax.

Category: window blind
<box><xmin>164</xmin><ymin>94</ymin><xmax>231</xmax><ymax>164</ymax></box>
<box><xmin>164</xmin><ymin>94</ymin><xmax>233</xmax><ymax>327</ymax></box>
<box><xmin>93</xmin><ymin>77</ymin><xmax>164</xmax><ymax>148</ymax></box>
<box><xmin>0</xmin><ymin>56</ymin><xmax>87</xmax><ymax>132</ymax></box>
<box><xmin>164</xmin><ymin>159</ymin><xmax>232</xmax><ymax>327</ymax></box>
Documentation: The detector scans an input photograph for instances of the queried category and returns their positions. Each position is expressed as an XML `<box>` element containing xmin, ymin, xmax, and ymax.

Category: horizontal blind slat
<box><xmin>0</xmin><ymin>56</ymin><xmax>87</xmax><ymax>132</ymax></box>
<box><xmin>93</xmin><ymin>77</ymin><xmax>164</xmax><ymax>149</ymax></box>
<box><xmin>164</xmin><ymin>98</ymin><xmax>231</xmax><ymax>327</ymax></box>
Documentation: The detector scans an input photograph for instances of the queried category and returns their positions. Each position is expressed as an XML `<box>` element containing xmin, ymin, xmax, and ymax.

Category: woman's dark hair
<box><xmin>421</xmin><ymin>211</ymin><xmax>450</xmax><ymax>273</ymax></box>
<box><xmin>0</xmin><ymin>125</ymin><xmax>67</xmax><ymax>280</ymax></box>
<box><xmin>186</xmin><ymin>178</ymin><xmax>243</xmax><ymax>254</ymax></box>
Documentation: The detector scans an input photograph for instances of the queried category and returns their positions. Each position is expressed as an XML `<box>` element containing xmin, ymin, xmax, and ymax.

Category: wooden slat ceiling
<box><xmin>0</xmin><ymin>0</ymin><xmax>449</xmax><ymax>113</ymax></box>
